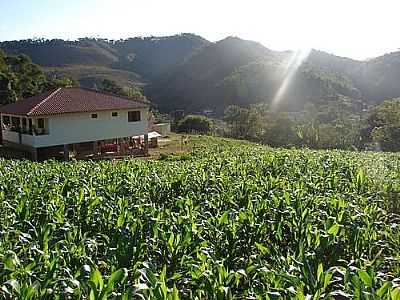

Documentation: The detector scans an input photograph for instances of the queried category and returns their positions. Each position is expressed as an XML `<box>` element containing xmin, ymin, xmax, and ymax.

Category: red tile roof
<box><xmin>0</xmin><ymin>88</ymin><xmax>149</xmax><ymax>116</ymax></box>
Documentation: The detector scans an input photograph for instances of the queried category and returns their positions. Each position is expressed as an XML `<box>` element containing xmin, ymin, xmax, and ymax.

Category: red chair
<box><xmin>101</xmin><ymin>144</ymin><xmax>118</xmax><ymax>153</ymax></box>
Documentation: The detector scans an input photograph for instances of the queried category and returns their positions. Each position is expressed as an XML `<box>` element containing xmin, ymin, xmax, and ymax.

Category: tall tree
<box><xmin>0</xmin><ymin>51</ymin><xmax>76</xmax><ymax>105</ymax></box>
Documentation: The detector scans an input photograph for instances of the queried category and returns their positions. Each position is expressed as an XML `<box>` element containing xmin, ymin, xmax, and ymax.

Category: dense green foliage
<box><xmin>0</xmin><ymin>50</ymin><xmax>75</xmax><ymax>105</ymax></box>
<box><xmin>0</xmin><ymin>137</ymin><xmax>399</xmax><ymax>299</ymax></box>
<box><xmin>223</xmin><ymin>101</ymin><xmax>364</xmax><ymax>150</ymax></box>
<box><xmin>176</xmin><ymin>115</ymin><xmax>212</xmax><ymax>134</ymax></box>
<box><xmin>362</xmin><ymin>99</ymin><xmax>400</xmax><ymax>151</ymax></box>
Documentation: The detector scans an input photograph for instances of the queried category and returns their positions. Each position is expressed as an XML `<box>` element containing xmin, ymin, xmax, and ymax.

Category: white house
<box><xmin>0</xmin><ymin>87</ymin><xmax>150</xmax><ymax>160</ymax></box>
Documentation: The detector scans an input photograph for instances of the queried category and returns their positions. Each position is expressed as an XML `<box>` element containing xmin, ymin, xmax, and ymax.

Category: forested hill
<box><xmin>306</xmin><ymin>50</ymin><xmax>400</xmax><ymax>104</ymax></box>
<box><xmin>2</xmin><ymin>34</ymin><xmax>400</xmax><ymax>113</ymax></box>
<box><xmin>0</xmin><ymin>34</ymin><xmax>209</xmax><ymax>89</ymax></box>
<box><xmin>149</xmin><ymin>41</ymin><xmax>362</xmax><ymax>112</ymax></box>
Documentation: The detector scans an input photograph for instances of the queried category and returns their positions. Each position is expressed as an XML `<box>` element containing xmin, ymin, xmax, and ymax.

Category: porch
<box><xmin>71</xmin><ymin>136</ymin><xmax>150</xmax><ymax>160</ymax></box>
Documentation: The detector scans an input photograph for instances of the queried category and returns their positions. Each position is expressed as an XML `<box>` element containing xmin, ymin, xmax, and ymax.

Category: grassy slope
<box><xmin>0</xmin><ymin>136</ymin><xmax>399</xmax><ymax>298</ymax></box>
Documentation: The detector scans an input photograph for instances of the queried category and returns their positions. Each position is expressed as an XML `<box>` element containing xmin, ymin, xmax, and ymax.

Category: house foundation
<box><xmin>2</xmin><ymin>140</ymin><xmax>38</xmax><ymax>160</ymax></box>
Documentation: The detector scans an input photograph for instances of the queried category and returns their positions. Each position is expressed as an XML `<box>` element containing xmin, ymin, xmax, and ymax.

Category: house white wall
<box><xmin>2</xmin><ymin>108</ymin><xmax>148</xmax><ymax>148</ymax></box>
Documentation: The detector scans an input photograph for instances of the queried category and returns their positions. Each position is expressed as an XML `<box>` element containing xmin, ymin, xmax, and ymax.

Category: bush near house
<box><xmin>176</xmin><ymin>114</ymin><xmax>212</xmax><ymax>134</ymax></box>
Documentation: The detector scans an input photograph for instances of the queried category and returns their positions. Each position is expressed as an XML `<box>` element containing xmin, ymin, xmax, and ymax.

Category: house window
<box><xmin>128</xmin><ymin>111</ymin><xmax>141</xmax><ymax>122</ymax></box>
<box><xmin>91</xmin><ymin>113</ymin><xmax>98</xmax><ymax>119</ymax></box>
<box><xmin>11</xmin><ymin>117</ymin><xmax>20</xmax><ymax>130</ymax></box>
<box><xmin>37</xmin><ymin>118</ymin><xmax>45</xmax><ymax>129</ymax></box>
<box><xmin>34</xmin><ymin>118</ymin><xmax>48</xmax><ymax>135</ymax></box>
<box><xmin>112</xmin><ymin>112</ymin><xmax>118</xmax><ymax>117</ymax></box>
<box><xmin>2</xmin><ymin>115</ymin><xmax>10</xmax><ymax>126</ymax></box>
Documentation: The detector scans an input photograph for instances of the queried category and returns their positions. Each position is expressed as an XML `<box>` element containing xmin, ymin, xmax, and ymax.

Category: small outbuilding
<box><xmin>153</xmin><ymin>122</ymin><xmax>171</xmax><ymax>137</ymax></box>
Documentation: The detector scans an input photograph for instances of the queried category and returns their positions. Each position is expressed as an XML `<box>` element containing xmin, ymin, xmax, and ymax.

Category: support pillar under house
<box><xmin>144</xmin><ymin>134</ymin><xmax>149</xmax><ymax>156</ymax></box>
<box><xmin>63</xmin><ymin>144</ymin><xmax>69</xmax><ymax>161</ymax></box>
<box><xmin>93</xmin><ymin>141</ymin><xmax>99</xmax><ymax>154</ymax></box>
<box><xmin>32</xmin><ymin>148</ymin><xmax>38</xmax><ymax>161</ymax></box>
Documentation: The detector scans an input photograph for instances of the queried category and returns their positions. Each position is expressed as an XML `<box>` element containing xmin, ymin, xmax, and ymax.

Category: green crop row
<box><xmin>0</xmin><ymin>136</ymin><xmax>399</xmax><ymax>299</ymax></box>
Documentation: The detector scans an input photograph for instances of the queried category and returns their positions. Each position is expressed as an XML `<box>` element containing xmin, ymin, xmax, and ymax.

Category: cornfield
<box><xmin>0</xmin><ymin>136</ymin><xmax>399</xmax><ymax>299</ymax></box>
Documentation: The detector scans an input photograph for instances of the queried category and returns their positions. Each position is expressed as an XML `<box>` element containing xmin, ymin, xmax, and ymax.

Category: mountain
<box><xmin>147</xmin><ymin>38</ymin><xmax>362</xmax><ymax>112</ymax></box>
<box><xmin>2</xmin><ymin>34</ymin><xmax>400</xmax><ymax>113</ymax></box>
<box><xmin>306</xmin><ymin>49</ymin><xmax>400</xmax><ymax>104</ymax></box>
<box><xmin>357</xmin><ymin>52</ymin><xmax>400</xmax><ymax>102</ymax></box>
<box><xmin>148</xmin><ymin>43</ymin><xmax>400</xmax><ymax>113</ymax></box>
<box><xmin>111</xmin><ymin>34</ymin><xmax>209</xmax><ymax>80</ymax></box>
<box><xmin>0</xmin><ymin>34</ymin><xmax>209</xmax><ymax>88</ymax></box>
<box><xmin>147</xmin><ymin>37</ymin><xmax>276</xmax><ymax>111</ymax></box>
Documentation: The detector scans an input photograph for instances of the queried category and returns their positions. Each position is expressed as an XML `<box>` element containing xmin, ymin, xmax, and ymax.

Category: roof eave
<box><xmin>27</xmin><ymin>106</ymin><xmax>149</xmax><ymax>117</ymax></box>
<box><xmin>0</xmin><ymin>111</ymin><xmax>29</xmax><ymax>116</ymax></box>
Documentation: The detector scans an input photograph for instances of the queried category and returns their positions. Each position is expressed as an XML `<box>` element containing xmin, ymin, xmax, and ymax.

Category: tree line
<box><xmin>222</xmin><ymin>100</ymin><xmax>400</xmax><ymax>151</ymax></box>
<box><xmin>174</xmin><ymin>99</ymin><xmax>400</xmax><ymax>152</ymax></box>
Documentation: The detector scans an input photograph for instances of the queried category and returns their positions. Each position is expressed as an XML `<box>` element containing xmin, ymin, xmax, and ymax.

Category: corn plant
<box><xmin>0</xmin><ymin>136</ymin><xmax>399</xmax><ymax>299</ymax></box>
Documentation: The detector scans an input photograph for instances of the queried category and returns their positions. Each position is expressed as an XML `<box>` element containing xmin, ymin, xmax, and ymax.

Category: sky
<box><xmin>0</xmin><ymin>0</ymin><xmax>399</xmax><ymax>60</ymax></box>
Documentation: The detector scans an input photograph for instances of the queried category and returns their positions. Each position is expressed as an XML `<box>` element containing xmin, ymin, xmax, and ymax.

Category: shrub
<box><xmin>176</xmin><ymin>114</ymin><xmax>212</xmax><ymax>134</ymax></box>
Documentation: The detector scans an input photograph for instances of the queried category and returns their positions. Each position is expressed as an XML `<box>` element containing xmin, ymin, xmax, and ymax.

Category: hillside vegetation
<box><xmin>0</xmin><ymin>136</ymin><xmax>399</xmax><ymax>299</ymax></box>
<box><xmin>0</xmin><ymin>50</ymin><xmax>75</xmax><ymax>104</ymax></box>
<box><xmin>0</xmin><ymin>34</ymin><xmax>208</xmax><ymax>92</ymax></box>
<box><xmin>3</xmin><ymin>35</ymin><xmax>400</xmax><ymax>112</ymax></box>
<box><xmin>0</xmin><ymin>50</ymin><xmax>147</xmax><ymax>105</ymax></box>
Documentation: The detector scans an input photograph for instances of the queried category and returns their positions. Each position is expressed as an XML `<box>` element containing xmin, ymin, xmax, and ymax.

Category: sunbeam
<box><xmin>270</xmin><ymin>48</ymin><xmax>311</xmax><ymax>111</ymax></box>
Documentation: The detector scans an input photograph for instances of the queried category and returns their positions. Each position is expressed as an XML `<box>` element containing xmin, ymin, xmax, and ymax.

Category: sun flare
<box><xmin>270</xmin><ymin>48</ymin><xmax>311</xmax><ymax>111</ymax></box>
